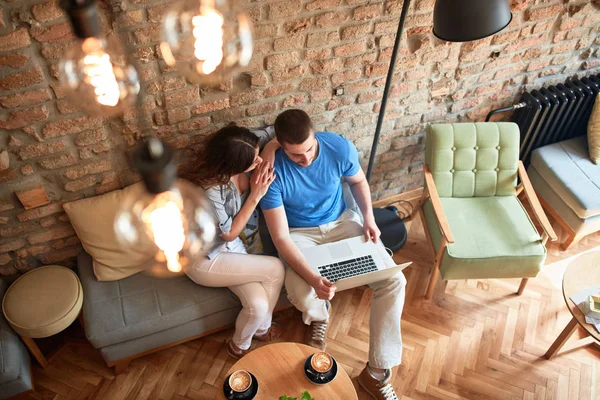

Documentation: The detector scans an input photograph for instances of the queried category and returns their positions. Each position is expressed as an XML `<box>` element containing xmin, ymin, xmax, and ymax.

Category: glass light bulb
<box><xmin>114</xmin><ymin>180</ymin><xmax>216</xmax><ymax>274</ymax></box>
<box><xmin>60</xmin><ymin>36</ymin><xmax>140</xmax><ymax>117</ymax></box>
<box><xmin>160</xmin><ymin>0</ymin><xmax>253</xmax><ymax>85</ymax></box>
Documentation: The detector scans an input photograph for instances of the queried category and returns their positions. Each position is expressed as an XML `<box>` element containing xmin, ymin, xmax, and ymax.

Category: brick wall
<box><xmin>0</xmin><ymin>0</ymin><xmax>599</xmax><ymax>276</ymax></box>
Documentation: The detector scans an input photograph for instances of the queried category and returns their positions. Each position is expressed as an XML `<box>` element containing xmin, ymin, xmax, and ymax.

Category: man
<box><xmin>260</xmin><ymin>109</ymin><xmax>406</xmax><ymax>400</ymax></box>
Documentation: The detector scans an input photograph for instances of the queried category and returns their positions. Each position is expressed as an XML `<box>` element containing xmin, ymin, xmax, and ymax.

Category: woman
<box><xmin>182</xmin><ymin>125</ymin><xmax>284</xmax><ymax>359</ymax></box>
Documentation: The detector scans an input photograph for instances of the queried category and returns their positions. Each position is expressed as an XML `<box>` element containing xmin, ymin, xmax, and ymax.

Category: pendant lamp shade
<box><xmin>433</xmin><ymin>0</ymin><xmax>512</xmax><ymax>42</ymax></box>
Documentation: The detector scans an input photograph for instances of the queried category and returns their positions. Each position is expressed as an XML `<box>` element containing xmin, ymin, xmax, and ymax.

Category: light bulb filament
<box><xmin>192</xmin><ymin>9</ymin><xmax>224</xmax><ymax>75</ymax></box>
<box><xmin>82</xmin><ymin>39</ymin><xmax>120</xmax><ymax>107</ymax></box>
<box><xmin>146</xmin><ymin>199</ymin><xmax>186</xmax><ymax>273</ymax></box>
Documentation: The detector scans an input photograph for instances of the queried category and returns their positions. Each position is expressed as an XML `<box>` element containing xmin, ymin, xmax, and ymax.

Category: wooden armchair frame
<box><xmin>419</xmin><ymin>162</ymin><xmax>557</xmax><ymax>300</ymax></box>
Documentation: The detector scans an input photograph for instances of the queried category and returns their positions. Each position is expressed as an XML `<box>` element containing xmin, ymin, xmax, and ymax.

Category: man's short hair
<box><xmin>274</xmin><ymin>109</ymin><xmax>313</xmax><ymax>144</ymax></box>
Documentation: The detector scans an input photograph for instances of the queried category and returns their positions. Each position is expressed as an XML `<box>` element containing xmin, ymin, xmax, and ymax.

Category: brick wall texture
<box><xmin>0</xmin><ymin>0</ymin><xmax>599</xmax><ymax>276</ymax></box>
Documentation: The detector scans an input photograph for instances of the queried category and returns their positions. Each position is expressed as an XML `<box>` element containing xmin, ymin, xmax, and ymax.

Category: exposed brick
<box><xmin>0</xmin><ymin>224</ymin><xmax>37</xmax><ymax>238</ymax></box>
<box><xmin>307</xmin><ymin>31</ymin><xmax>340</xmax><ymax>48</ymax></box>
<box><xmin>32</xmin><ymin>1</ymin><xmax>64</xmax><ymax>23</ymax></box>
<box><xmin>247</xmin><ymin>101</ymin><xmax>278</xmax><ymax>117</ymax></box>
<box><xmin>305</xmin><ymin>48</ymin><xmax>331</xmax><ymax>60</ymax></box>
<box><xmin>526</xmin><ymin>4</ymin><xmax>563</xmax><ymax>21</ymax></box>
<box><xmin>165</xmin><ymin>87</ymin><xmax>200</xmax><ymax>108</ymax></box>
<box><xmin>120</xmin><ymin>9</ymin><xmax>145</xmax><ymax>25</ymax></box>
<box><xmin>167</xmin><ymin>107</ymin><xmax>191</xmax><ymax>124</ymax></box>
<box><xmin>178</xmin><ymin>116</ymin><xmax>210</xmax><ymax>133</ymax></box>
<box><xmin>0</xmin><ymin>106</ymin><xmax>49</xmax><ymax>130</ymax></box>
<box><xmin>264</xmin><ymin>84</ymin><xmax>294</xmax><ymax>97</ymax></box>
<box><xmin>79</xmin><ymin>142</ymin><xmax>111</xmax><ymax>160</ymax></box>
<box><xmin>64</xmin><ymin>175</ymin><xmax>97</xmax><ymax>192</ymax></box>
<box><xmin>300</xmin><ymin>77</ymin><xmax>330</xmax><ymax>91</ymax></box>
<box><xmin>31</xmin><ymin>22</ymin><xmax>73</xmax><ymax>43</ymax></box>
<box><xmin>16</xmin><ymin>245</ymin><xmax>51</xmax><ymax>258</ymax></box>
<box><xmin>211</xmin><ymin>107</ymin><xmax>246</xmax><ymax>123</ymax></box>
<box><xmin>42</xmin><ymin>116</ymin><xmax>103</xmax><ymax>139</ymax></box>
<box><xmin>283</xmin><ymin>94</ymin><xmax>307</xmax><ymax>107</ymax></box>
<box><xmin>64</xmin><ymin>159</ymin><xmax>111</xmax><ymax>180</ymax></box>
<box><xmin>40</xmin><ymin>245</ymin><xmax>82</xmax><ymax>264</ymax></box>
<box><xmin>354</xmin><ymin>4</ymin><xmax>383</xmax><ymax>20</ymax></box>
<box><xmin>315</xmin><ymin>12</ymin><xmax>350</xmax><ymax>28</ymax></box>
<box><xmin>19</xmin><ymin>140</ymin><xmax>67</xmax><ymax>161</ymax></box>
<box><xmin>231</xmin><ymin>91</ymin><xmax>264</xmax><ymax>107</ymax></box>
<box><xmin>345</xmin><ymin>52</ymin><xmax>378</xmax><ymax>67</ymax></box>
<box><xmin>74</xmin><ymin>128</ymin><xmax>107</xmax><ymax>147</ymax></box>
<box><xmin>0</xmin><ymin>29</ymin><xmax>31</xmax><ymax>52</ymax></box>
<box><xmin>271</xmin><ymin>65</ymin><xmax>308</xmax><ymax>83</ymax></box>
<box><xmin>0</xmin><ymin>254</ymin><xmax>12</xmax><ymax>266</ymax></box>
<box><xmin>40</xmin><ymin>41</ymin><xmax>73</xmax><ymax>60</ymax></box>
<box><xmin>331</xmin><ymin>69</ymin><xmax>362</xmax><ymax>86</ymax></box>
<box><xmin>52</xmin><ymin>236</ymin><xmax>80</xmax><ymax>250</ymax></box>
<box><xmin>274</xmin><ymin>34</ymin><xmax>305</xmax><ymax>51</ymax></box>
<box><xmin>40</xmin><ymin>216</ymin><xmax>58</xmax><ymax>228</ymax></box>
<box><xmin>0</xmin><ymin>53</ymin><xmax>29</xmax><ymax>69</ymax></box>
<box><xmin>191</xmin><ymin>98</ymin><xmax>229</xmax><ymax>114</ymax></box>
<box><xmin>162</xmin><ymin>75</ymin><xmax>186</xmax><ymax>92</ymax></box>
<box><xmin>36</xmin><ymin>154</ymin><xmax>76</xmax><ymax>170</ymax></box>
<box><xmin>21</xmin><ymin>165</ymin><xmax>34</xmax><ymax>175</ymax></box>
<box><xmin>334</xmin><ymin>41</ymin><xmax>367</xmax><ymax>57</ymax></box>
<box><xmin>306</xmin><ymin>0</ymin><xmax>342</xmax><ymax>11</ymax></box>
<box><xmin>0</xmin><ymin>169</ymin><xmax>17</xmax><ymax>183</ymax></box>
<box><xmin>134</xmin><ymin>26</ymin><xmax>161</xmax><ymax>44</ymax></box>
<box><xmin>0</xmin><ymin>67</ymin><xmax>44</xmax><ymax>91</ymax></box>
<box><xmin>95</xmin><ymin>181</ymin><xmax>121</xmax><ymax>195</ymax></box>
<box><xmin>310</xmin><ymin>59</ymin><xmax>344</xmax><ymax>75</ymax></box>
<box><xmin>341</xmin><ymin>23</ymin><xmax>372</xmax><ymax>41</ymax></box>
<box><xmin>269</xmin><ymin>0</ymin><xmax>302</xmax><ymax>19</ymax></box>
<box><xmin>0</xmin><ymin>239</ymin><xmax>25</xmax><ymax>253</ymax></box>
<box><xmin>265</xmin><ymin>52</ymin><xmax>300</xmax><ymax>70</ymax></box>
<box><xmin>0</xmin><ymin>88</ymin><xmax>52</xmax><ymax>108</ymax></box>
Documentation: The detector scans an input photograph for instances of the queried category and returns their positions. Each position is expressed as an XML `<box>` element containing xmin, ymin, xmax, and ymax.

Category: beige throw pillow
<box><xmin>588</xmin><ymin>95</ymin><xmax>600</xmax><ymax>164</ymax></box>
<box><xmin>63</xmin><ymin>183</ymin><xmax>156</xmax><ymax>281</ymax></box>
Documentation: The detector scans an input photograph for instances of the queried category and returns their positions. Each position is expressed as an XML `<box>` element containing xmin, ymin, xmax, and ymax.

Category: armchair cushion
<box><xmin>425</xmin><ymin>123</ymin><xmax>519</xmax><ymax>198</ymax></box>
<box><xmin>423</xmin><ymin>195</ymin><xmax>546</xmax><ymax>280</ymax></box>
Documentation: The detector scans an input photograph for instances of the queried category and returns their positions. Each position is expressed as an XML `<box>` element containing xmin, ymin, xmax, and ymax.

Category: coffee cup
<box><xmin>310</xmin><ymin>352</ymin><xmax>333</xmax><ymax>374</ymax></box>
<box><xmin>228</xmin><ymin>370</ymin><xmax>252</xmax><ymax>397</ymax></box>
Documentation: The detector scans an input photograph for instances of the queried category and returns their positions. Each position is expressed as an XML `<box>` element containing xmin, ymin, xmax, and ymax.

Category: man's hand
<box><xmin>363</xmin><ymin>217</ymin><xmax>381</xmax><ymax>243</ymax></box>
<box><xmin>311</xmin><ymin>275</ymin><xmax>336</xmax><ymax>300</ymax></box>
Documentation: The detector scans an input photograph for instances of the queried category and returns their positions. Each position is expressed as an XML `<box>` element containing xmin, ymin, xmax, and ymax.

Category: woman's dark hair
<box><xmin>274</xmin><ymin>109</ymin><xmax>314</xmax><ymax>144</ymax></box>
<box><xmin>182</xmin><ymin>125</ymin><xmax>259</xmax><ymax>188</ymax></box>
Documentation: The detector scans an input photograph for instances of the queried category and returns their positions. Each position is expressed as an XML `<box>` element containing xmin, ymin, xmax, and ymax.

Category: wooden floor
<box><xmin>21</xmin><ymin>191</ymin><xmax>600</xmax><ymax>400</ymax></box>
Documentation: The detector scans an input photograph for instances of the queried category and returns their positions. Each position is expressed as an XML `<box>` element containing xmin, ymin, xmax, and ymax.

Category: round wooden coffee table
<box><xmin>216</xmin><ymin>342</ymin><xmax>357</xmax><ymax>399</ymax></box>
<box><xmin>544</xmin><ymin>251</ymin><xmax>600</xmax><ymax>359</ymax></box>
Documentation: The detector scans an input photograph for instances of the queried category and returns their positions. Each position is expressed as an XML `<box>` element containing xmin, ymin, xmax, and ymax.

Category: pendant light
<box><xmin>159</xmin><ymin>0</ymin><xmax>253</xmax><ymax>85</ymax></box>
<box><xmin>114</xmin><ymin>139</ymin><xmax>216</xmax><ymax>273</ymax></box>
<box><xmin>59</xmin><ymin>0</ymin><xmax>140</xmax><ymax>116</ymax></box>
<box><xmin>433</xmin><ymin>0</ymin><xmax>513</xmax><ymax>42</ymax></box>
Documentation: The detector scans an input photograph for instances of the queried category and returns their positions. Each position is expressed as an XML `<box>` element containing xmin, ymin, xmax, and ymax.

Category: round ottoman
<box><xmin>2</xmin><ymin>265</ymin><xmax>83</xmax><ymax>368</ymax></box>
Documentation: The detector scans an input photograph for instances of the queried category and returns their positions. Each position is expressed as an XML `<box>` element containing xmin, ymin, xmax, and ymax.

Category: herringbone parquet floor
<box><xmin>20</xmin><ymin>190</ymin><xmax>600</xmax><ymax>400</ymax></box>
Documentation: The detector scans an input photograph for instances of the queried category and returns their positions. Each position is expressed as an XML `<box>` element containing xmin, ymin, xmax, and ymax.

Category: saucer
<box><xmin>304</xmin><ymin>354</ymin><xmax>338</xmax><ymax>385</ymax></box>
<box><xmin>223</xmin><ymin>372</ymin><xmax>259</xmax><ymax>399</ymax></box>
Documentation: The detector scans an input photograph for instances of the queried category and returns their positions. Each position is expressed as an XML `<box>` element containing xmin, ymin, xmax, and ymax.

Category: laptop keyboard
<box><xmin>317</xmin><ymin>255</ymin><xmax>378</xmax><ymax>283</ymax></box>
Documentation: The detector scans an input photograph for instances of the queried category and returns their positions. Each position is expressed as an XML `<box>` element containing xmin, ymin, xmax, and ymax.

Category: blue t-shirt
<box><xmin>260</xmin><ymin>132</ymin><xmax>361</xmax><ymax>228</ymax></box>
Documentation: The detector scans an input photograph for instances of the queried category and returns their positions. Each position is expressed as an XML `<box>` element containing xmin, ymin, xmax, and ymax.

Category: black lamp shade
<box><xmin>433</xmin><ymin>0</ymin><xmax>512</xmax><ymax>42</ymax></box>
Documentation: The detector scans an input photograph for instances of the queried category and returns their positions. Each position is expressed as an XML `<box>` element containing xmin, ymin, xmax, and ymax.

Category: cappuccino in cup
<box><xmin>229</xmin><ymin>370</ymin><xmax>252</xmax><ymax>392</ymax></box>
<box><xmin>311</xmin><ymin>352</ymin><xmax>333</xmax><ymax>374</ymax></box>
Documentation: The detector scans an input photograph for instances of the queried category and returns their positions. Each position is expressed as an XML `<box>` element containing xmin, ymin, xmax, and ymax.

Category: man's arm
<box><xmin>263</xmin><ymin>206</ymin><xmax>336</xmax><ymax>300</ymax></box>
<box><xmin>345</xmin><ymin>167</ymin><xmax>381</xmax><ymax>243</ymax></box>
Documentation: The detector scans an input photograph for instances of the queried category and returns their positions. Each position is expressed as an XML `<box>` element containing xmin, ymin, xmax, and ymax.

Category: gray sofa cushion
<box><xmin>1</xmin><ymin>280</ymin><xmax>32</xmax><ymax>399</ymax></box>
<box><xmin>530</xmin><ymin>136</ymin><xmax>600</xmax><ymax>219</ymax></box>
<box><xmin>78</xmin><ymin>252</ymin><xmax>242</xmax><ymax>349</ymax></box>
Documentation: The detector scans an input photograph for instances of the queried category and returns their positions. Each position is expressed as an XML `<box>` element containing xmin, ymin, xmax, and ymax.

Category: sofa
<box><xmin>527</xmin><ymin>135</ymin><xmax>600</xmax><ymax>249</ymax></box>
<box><xmin>0</xmin><ymin>279</ymin><xmax>33</xmax><ymax>399</ymax></box>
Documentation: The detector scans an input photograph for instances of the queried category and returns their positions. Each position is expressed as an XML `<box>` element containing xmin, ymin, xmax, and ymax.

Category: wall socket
<box><xmin>335</xmin><ymin>87</ymin><xmax>344</xmax><ymax>96</ymax></box>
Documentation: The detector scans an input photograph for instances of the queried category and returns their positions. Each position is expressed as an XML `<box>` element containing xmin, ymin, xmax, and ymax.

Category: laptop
<box><xmin>300</xmin><ymin>236</ymin><xmax>412</xmax><ymax>292</ymax></box>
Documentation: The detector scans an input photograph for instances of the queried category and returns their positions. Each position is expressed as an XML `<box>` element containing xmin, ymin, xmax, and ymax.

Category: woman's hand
<box><xmin>250</xmin><ymin>162</ymin><xmax>276</xmax><ymax>200</ymax></box>
<box><xmin>256</xmin><ymin>140</ymin><xmax>279</xmax><ymax>183</ymax></box>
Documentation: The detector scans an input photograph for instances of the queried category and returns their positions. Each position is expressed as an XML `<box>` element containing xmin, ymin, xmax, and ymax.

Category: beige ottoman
<box><xmin>2</xmin><ymin>265</ymin><xmax>83</xmax><ymax>368</ymax></box>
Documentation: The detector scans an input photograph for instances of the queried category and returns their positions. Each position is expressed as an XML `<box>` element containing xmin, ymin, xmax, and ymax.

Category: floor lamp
<box><xmin>367</xmin><ymin>0</ymin><xmax>512</xmax><ymax>252</ymax></box>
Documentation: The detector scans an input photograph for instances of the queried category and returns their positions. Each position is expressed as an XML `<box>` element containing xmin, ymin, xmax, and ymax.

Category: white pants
<box><xmin>186</xmin><ymin>251</ymin><xmax>285</xmax><ymax>350</ymax></box>
<box><xmin>285</xmin><ymin>210</ymin><xmax>406</xmax><ymax>369</ymax></box>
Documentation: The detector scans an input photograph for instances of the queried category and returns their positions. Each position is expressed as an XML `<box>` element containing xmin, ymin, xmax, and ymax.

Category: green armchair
<box><xmin>419</xmin><ymin>122</ymin><xmax>557</xmax><ymax>300</ymax></box>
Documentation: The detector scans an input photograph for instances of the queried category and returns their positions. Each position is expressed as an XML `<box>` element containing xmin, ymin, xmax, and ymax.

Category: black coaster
<box><xmin>223</xmin><ymin>372</ymin><xmax>259</xmax><ymax>399</ymax></box>
<box><xmin>304</xmin><ymin>354</ymin><xmax>338</xmax><ymax>385</ymax></box>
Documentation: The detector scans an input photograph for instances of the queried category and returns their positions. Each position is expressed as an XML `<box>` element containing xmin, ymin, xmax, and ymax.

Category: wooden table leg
<box><xmin>544</xmin><ymin>316</ymin><xmax>579</xmax><ymax>359</ymax></box>
<box><xmin>20</xmin><ymin>335</ymin><xmax>49</xmax><ymax>368</ymax></box>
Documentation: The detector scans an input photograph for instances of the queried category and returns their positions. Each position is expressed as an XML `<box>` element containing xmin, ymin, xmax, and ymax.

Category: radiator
<box><xmin>485</xmin><ymin>74</ymin><xmax>600</xmax><ymax>165</ymax></box>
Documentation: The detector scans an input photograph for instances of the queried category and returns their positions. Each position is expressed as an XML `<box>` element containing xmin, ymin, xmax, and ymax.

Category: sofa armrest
<box><xmin>423</xmin><ymin>165</ymin><xmax>454</xmax><ymax>243</ymax></box>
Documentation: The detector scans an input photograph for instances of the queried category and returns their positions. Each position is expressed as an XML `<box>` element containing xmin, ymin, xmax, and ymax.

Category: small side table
<box><xmin>216</xmin><ymin>342</ymin><xmax>358</xmax><ymax>399</ymax></box>
<box><xmin>2</xmin><ymin>265</ymin><xmax>83</xmax><ymax>368</ymax></box>
<box><xmin>544</xmin><ymin>251</ymin><xmax>600</xmax><ymax>359</ymax></box>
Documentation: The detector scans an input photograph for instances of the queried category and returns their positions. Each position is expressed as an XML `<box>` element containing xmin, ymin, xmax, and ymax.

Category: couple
<box><xmin>184</xmin><ymin>109</ymin><xmax>406</xmax><ymax>400</ymax></box>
